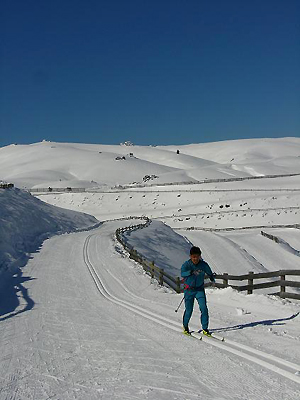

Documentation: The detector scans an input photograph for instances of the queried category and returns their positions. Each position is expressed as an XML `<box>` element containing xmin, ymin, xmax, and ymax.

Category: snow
<box><xmin>0</xmin><ymin>138</ymin><xmax>300</xmax><ymax>399</ymax></box>
<box><xmin>0</xmin><ymin>188</ymin><xmax>99</xmax><ymax>281</ymax></box>
<box><xmin>122</xmin><ymin>220</ymin><xmax>192</xmax><ymax>276</ymax></box>
<box><xmin>2</xmin><ymin>138</ymin><xmax>300</xmax><ymax>189</ymax></box>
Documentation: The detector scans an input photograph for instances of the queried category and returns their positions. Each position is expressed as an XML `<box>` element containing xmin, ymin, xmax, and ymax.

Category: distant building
<box><xmin>120</xmin><ymin>141</ymin><xmax>134</xmax><ymax>146</ymax></box>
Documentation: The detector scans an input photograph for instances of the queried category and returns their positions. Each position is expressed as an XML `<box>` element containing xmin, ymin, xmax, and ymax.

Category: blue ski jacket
<box><xmin>181</xmin><ymin>259</ymin><xmax>215</xmax><ymax>291</ymax></box>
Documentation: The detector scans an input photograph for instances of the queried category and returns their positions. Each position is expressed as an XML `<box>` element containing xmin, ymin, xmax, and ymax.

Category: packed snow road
<box><xmin>0</xmin><ymin>221</ymin><xmax>299</xmax><ymax>399</ymax></box>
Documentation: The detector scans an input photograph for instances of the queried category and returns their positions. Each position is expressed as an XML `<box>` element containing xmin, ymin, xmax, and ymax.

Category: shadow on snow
<box><xmin>212</xmin><ymin>312</ymin><xmax>299</xmax><ymax>333</ymax></box>
<box><xmin>0</xmin><ymin>268</ymin><xmax>35</xmax><ymax>322</ymax></box>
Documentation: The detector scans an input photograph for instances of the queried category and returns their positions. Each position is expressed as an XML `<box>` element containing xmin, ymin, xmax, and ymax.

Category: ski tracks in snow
<box><xmin>1</xmin><ymin>222</ymin><xmax>299</xmax><ymax>399</ymax></box>
<box><xmin>83</xmin><ymin>224</ymin><xmax>300</xmax><ymax>386</ymax></box>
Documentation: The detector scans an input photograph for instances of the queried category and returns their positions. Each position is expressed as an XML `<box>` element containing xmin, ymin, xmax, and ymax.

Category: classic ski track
<box><xmin>83</xmin><ymin>230</ymin><xmax>300</xmax><ymax>385</ymax></box>
<box><xmin>83</xmin><ymin>234</ymin><xmax>182</xmax><ymax>334</ymax></box>
<box><xmin>110</xmin><ymin>222</ymin><xmax>300</xmax><ymax>369</ymax></box>
<box><xmin>98</xmin><ymin>233</ymin><xmax>177</xmax><ymax>312</ymax></box>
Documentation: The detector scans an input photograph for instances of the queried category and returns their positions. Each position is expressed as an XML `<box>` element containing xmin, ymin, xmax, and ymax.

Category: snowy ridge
<box><xmin>1</xmin><ymin>138</ymin><xmax>300</xmax><ymax>189</ymax></box>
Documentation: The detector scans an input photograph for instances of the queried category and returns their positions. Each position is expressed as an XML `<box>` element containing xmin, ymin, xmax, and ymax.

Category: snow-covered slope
<box><xmin>0</xmin><ymin>187</ymin><xmax>98</xmax><ymax>280</ymax></box>
<box><xmin>162</xmin><ymin>137</ymin><xmax>300</xmax><ymax>177</ymax></box>
<box><xmin>0</xmin><ymin>142</ymin><xmax>198</xmax><ymax>188</ymax></box>
<box><xmin>1</xmin><ymin>138</ymin><xmax>300</xmax><ymax>399</ymax></box>
<box><xmin>1</xmin><ymin>222</ymin><xmax>299</xmax><ymax>399</ymax></box>
<box><xmin>161</xmin><ymin>137</ymin><xmax>300</xmax><ymax>164</ymax></box>
<box><xmin>38</xmin><ymin>177</ymin><xmax>300</xmax><ymax>230</ymax></box>
<box><xmin>2</xmin><ymin>137</ymin><xmax>300</xmax><ymax>190</ymax></box>
<box><xmin>122</xmin><ymin>220</ymin><xmax>192</xmax><ymax>275</ymax></box>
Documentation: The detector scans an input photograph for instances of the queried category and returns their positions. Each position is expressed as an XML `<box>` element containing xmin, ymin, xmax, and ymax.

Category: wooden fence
<box><xmin>213</xmin><ymin>270</ymin><xmax>300</xmax><ymax>300</ymax></box>
<box><xmin>114</xmin><ymin>172</ymin><xmax>300</xmax><ymax>190</ymax></box>
<box><xmin>116</xmin><ymin>222</ymin><xmax>300</xmax><ymax>300</ymax></box>
<box><xmin>30</xmin><ymin>187</ymin><xmax>86</xmax><ymax>193</ymax></box>
<box><xmin>261</xmin><ymin>230</ymin><xmax>280</xmax><ymax>243</ymax></box>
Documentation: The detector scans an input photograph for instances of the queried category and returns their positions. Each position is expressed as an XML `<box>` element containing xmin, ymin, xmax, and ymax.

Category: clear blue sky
<box><xmin>1</xmin><ymin>0</ymin><xmax>299</xmax><ymax>147</ymax></box>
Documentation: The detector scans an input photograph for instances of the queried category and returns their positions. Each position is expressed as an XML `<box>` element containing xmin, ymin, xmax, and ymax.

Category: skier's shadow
<box><xmin>212</xmin><ymin>312</ymin><xmax>299</xmax><ymax>333</ymax></box>
<box><xmin>0</xmin><ymin>268</ymin><xmax>35</xmax><ymax>322</ymax></box>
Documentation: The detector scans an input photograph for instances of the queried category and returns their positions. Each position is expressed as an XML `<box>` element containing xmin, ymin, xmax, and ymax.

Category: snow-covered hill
<box><xmin>161</xmin><ymin>137</ymin><xmax>300</xmax><ymax>168</ymax></box>
<box><xmin>1</xmin><ymin>138</ymin><xmax>300</xmax><ymax>399</ymax></box>
<box><xmin>1</xmin><ymin>137</ymin><xmax>300</xmax><ymax>189</ymax></box>
<box><xmin>1</xmin><ymin>137</ymin><xmax>299</xmax><ymax>283</ymax></box>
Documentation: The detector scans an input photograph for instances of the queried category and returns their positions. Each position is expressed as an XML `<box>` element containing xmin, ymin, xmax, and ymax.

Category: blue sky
<box><xmin>1</xmin><ymin>0</ymin><xmax>299</xmax><ymax>147</ymax></box>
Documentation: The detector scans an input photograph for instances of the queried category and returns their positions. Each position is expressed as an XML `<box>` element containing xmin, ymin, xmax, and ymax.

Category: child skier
<box><xmin>181</xmin><ymin>246</ymin><xmax>215</xmax><ymax>336</ymax></box>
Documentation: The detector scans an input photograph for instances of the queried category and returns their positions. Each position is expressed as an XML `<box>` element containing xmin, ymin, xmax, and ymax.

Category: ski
<box><xmin>192</xmin><ymin>330</ymin><xmax>225</xmax><ymax>342</ymax></box>
<box><xmin>203</xmin><ymin>332</ymin><xmax>225</xmax><ymax>342</ymax></box>
<box><xmin>190</xmin><ymin>331</ymin><xmax>203</xmax><ymax>340</ymax></box>
<box><xmin>213</xmin><ymin>334</ymin><xmax>225</xmax><ymax>342</ymax></box>
<box><xmin>183</xmin><ymin>330</ymin><xmax>202</xmax><ymax>340</ymax></box>
<box><xmin>183</xmin><ymin>329</ymin><xmax>225</xmax><ymax>342</ymax></box>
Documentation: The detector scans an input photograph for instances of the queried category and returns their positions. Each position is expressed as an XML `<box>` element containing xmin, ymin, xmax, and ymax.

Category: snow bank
<box><xmin>0</xmin><ymin>187</ymin><xmax>99</xmax><ymax>281</ymax></box>
<box><xmin>122</xmin><ymin>220</ymin><xmax>192</xmax><ymax>275</ymax></box>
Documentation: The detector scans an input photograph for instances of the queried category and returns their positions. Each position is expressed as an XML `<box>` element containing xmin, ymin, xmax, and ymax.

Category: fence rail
<box><xmin>211</xmin><ymin>270</ymin><xmax>300</xmax><ymax>300</ymax></box>
<box><xmin>261</xmin><ymin>230</ymin><xmax>280</xmax><ymax>243</ymax></box>
<box><xmin>28</xmin><ymin>172</ymin><xmax>300</xmax><ymax>193</ymax></box>
<box><xmin>114</xmin><ymin>172</ymin><xmax>300</xmax><ymax>189</ymax></box>
<box><xmin>30</xmin><ymin>187</ymin><xmax>86</xmax><ymax>193</ymax></box>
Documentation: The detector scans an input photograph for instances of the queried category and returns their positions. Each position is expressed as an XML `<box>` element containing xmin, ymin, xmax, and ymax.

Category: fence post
<box><xmin>280</xmin><ymin>273</ymin><xmax>286</xmax><ymax>295</ymax></box>
<box><xmin>151</xmin><ymin>261</ymin><xmax>155</xmax><ymax>279</ymax></box>
<box><xmin>159</xmin><ymin>269</ymin><xmax>164</xmax><ymax>286</ymax></box>
<box><xmin>176</xmin><ymin>277</ymin><xmax>181</xmax><ymax>293</ymax></box>
<box><xmin>223</xmin><ymin>273</ymin><xmax>228</xmax><ymax>287</ymax></box>
<box><xmin>248</xmin><ymin>271</ymin><xmax>254</xmax><ymax>294</ymax></box>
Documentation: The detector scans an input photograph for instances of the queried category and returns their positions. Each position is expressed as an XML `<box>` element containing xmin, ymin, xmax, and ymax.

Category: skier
<box><xmin>181</xmin><ymin>246</ymin><xmax>215</xmax><ymax>336</ymax></box>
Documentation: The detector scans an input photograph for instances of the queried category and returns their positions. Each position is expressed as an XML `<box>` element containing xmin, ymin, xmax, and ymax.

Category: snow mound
<box><xmin>122</xmin><ymin>220</ymin><xmax>192</xmax><ymax>275</ymax></box>
<box><xmin>0</xmin><ymin>187</ymin><xmax>99</xmax><ymax>279</ymax></box>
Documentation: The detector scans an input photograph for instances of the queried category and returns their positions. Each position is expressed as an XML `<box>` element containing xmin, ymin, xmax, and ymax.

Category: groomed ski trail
<box><xmin>1</xmin><ymin>221</ymin><xmax>299</xmax><ymax>399</ymax></box>
<box><xmin>83</xmin><ymin>223</ymin><xmax>300</xmax><ymax>385</ymax></box>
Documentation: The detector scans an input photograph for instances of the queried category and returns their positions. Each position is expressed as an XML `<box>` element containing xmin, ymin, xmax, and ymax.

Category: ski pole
<box><xmin>175</xmin><ymin>296</ymin><xmax>184</xmax><ymax>312</ymax></box>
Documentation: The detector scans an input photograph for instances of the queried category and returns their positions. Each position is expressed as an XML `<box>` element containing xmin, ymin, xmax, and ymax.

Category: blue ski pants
<box><xmin>183</xmin><ymin>290</ymin><xmax>209</xmax><ymax>330</ymax></box>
